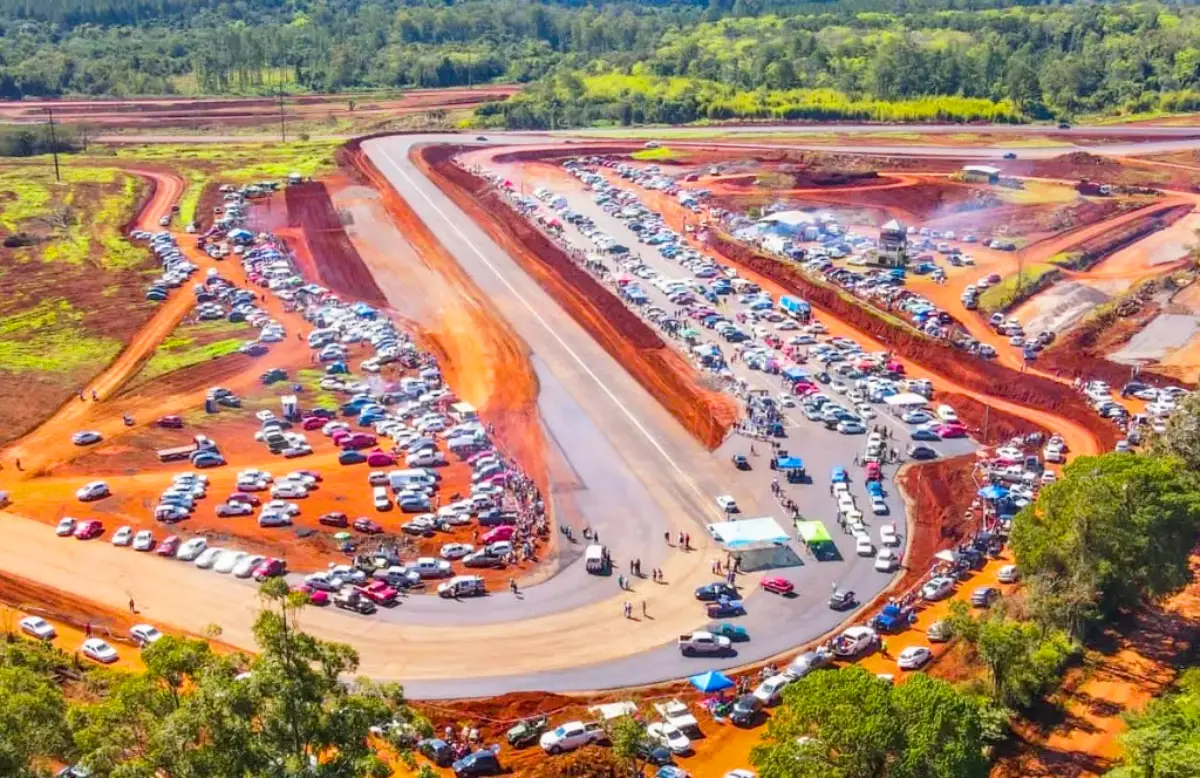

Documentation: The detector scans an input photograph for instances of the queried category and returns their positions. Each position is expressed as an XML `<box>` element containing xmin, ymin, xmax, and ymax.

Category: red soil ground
<box><xmin>1058</xmin><ymin>202</ymin><xmax>1194</xmax><ymax>271</ymax></box>
<box><xmin>414</xmin><ymin>144</ymin><xmax>739</xmax><ymax>451</ymax></box>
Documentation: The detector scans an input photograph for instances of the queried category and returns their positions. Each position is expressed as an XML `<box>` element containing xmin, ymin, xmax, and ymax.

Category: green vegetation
<box><xmin>135</xmin><ymin>319</ymin><xmax>249</xmax><ymax>384</ymax></box>
<box><xmin>0</xmin><ymin>298</ymin><xmax>123</xmax><ymax>373</ymax></box>
<box><xmin>977</xmin><ymin>263</ymin><xmax>1059</xmax><ymax>314</ymax></box>
<box><xmin>631</xmin><ymin>145</ymin><xmax>681</xmax><ymax>161</ymax></box>
<box><xmin>2</xmin><ymin>2</ymin><xmax>1200</xmax><ymax>127</ymax></box>
<box><xmin>1109</xmin><ymin>667</ymin><xmax>1200</xmax><ymax>778</ymax></box>
<box><xmin>1011</xmin><ymin>452</ymin><xmax>1200</xmax><ymax>640</ymax></box>
<box><xmin>751</xmin><ymin>666</ymin><xmax>995</xmax><ymax>778</ymax></box>
<box><xmin>0</xmin><ymin>580</ymin><xmax>427</xmax><ymax>777</ymax></box>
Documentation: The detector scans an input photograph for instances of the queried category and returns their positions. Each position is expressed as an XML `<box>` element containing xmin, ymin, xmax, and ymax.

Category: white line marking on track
<box><xmin>370</xmin><ymin>141</ymin><xmax>722</xmax><ymax>521</ymax></box>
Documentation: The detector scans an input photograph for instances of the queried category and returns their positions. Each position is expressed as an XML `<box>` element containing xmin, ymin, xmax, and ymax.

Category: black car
<box><xmin>732</xmin><ymin>454</ymin><xmax>750</xmax><ymax>470</ymax></box>
<box><xmin>418</xmin><ymin>738</ymin><xmax>455</xmax><ymax>767</ymax></box>
<box><xmin>452</xmin><ymin>749</ymin><xmax>501</xmax><ymax>777</ymax></box>
<box><xmin>1003</xmin><ymin>151</ymin><xmax>1018</xmax><ymax>159</ymax></box>
<box><xmin>731</xmin><ymin>694</ymin><xmax>762</xmax><ymax>726</ymax></box>
<box><xmin>907</xmin><ymin>445</ymin><xmax>938</xmax><ymax>461</ymax></box>
<box><xmin>635</xmin><ymin>741</ymin><xmax>673</xmax><ymax>766</ymax></box>
<box><xmin>695</xmin><ymin>582</ymin><xmax>738</xmax><ymax>601</ymax></box>
<box><xmin>828</xmin><ymin>590</ymin><xmax>858</xmax><ymax>611</ymax></box>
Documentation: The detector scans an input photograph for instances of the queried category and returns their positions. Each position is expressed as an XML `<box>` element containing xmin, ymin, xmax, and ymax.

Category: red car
<box><xmin>366</xmin><ymin>449</ymin><xmax>395</xmax><ymax>467</ymax></box>
<box><xmin>482</xmin><ymin>525</ymin><xmax>514</xmax><ymax>544</ymax></box>
<box><xmin>228</xmin><ymin>492</ymin><xmax>261</xmax><ymax>506</ymax></box>
<box><xmin>156</xmin><ymin>415</ymin><xmax>183</xmax><ymax>429</ymax></box>
<box><xmin>157</xmin><ymin>535</ymin><xmax>181</xmax><ymax>557</ymax></box>
<box><xmin>936</xmin><ymin>424</ymin><xmax>968</xmax><ymax>439</ymax></box>
<box><xmin>253</xmin><ymin>558</ymin><xmax>287</xmax><ymax>580</ymax></box>
<box><xmin>864</xmin><ymin>461</ymin><xmax>882</xmax><ymax>481</ymax></box>
<box><xmin>761</xmin><ymin>576</ymin><xmax>795</xmax><ymax>595</ymax></box>
<box><xmin>342</xmin><ymin>433</ymin><xmax>377</xmax><ymax>451</ymax></box>
<box><xmin>302</xmin><ymin>417</ymin><xmax>326</xmax><ymax>431</ymax></box>
<box><xmin>300</xmin><ymin>586</ymin><xmax>329</xmax><ymax>606</ymax></box>
<box><xmin>357</xmin><ymin>581</ymin><xmax>398</xmax><ymax>605</ymax></box>
<box><xmin>74</xmin><ymin>520</ymin><xmax>104</xmax><ymax>540</ymax></box>
<box><xmin>353</xmin><ymin>517</ymin><xmax>382</xmax><ymax>534</ymax></box>
<box><xmin>319</xmin><ymin>512</ymin><xmax>349</xmax><ymax>528</ymax></box>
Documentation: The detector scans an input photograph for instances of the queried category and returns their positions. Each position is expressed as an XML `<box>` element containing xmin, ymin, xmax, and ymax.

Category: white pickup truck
<box><xmin>539</xmin><ymin>720</ymin><xmax>606</xmax><ymax>754</ymax></box>
<box><xmin>678</xmin><ymin>631</ymin><xmax>732</xmax><ymax>656</ymax></box>
<box><xmin>654</xmin><ymin>700</ymin><xmax>700</xmax><ymax>733</ymax></box>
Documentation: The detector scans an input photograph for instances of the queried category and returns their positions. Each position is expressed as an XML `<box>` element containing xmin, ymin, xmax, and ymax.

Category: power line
<box><xmin>45</xmin><ymin>107</ymin><xmax>61</xmax><ymax>183</ymax></box>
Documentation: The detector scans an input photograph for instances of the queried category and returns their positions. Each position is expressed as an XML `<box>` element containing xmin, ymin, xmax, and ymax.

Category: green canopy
<box><xmin>795</xmin><ymin>520</ymin><xmax>832</xmax><ymax>544</ymax></box>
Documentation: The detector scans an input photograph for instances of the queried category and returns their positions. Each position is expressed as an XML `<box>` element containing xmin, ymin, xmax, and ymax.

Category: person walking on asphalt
<box><xmin>641</xmin><ymin>601</ymin><xmax>647</xmax><ymax>618</ymax></box>
<box><xmin>623</xmin><ymin>601</ymin><xmax>632</xmax><ymax>619</ymax></box>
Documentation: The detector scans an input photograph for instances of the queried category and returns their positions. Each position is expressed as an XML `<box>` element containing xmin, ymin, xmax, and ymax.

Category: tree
<box><xmin>608</xmin><ymin>714</ymin><xmax>651</xmax><ymax>775</ymax></box>
<box><xmin>751</xmin><ymin>667</ymin><xmax>989</xmax><ymax>778</ymax></box>
<box><xmin>1010</xmin><ymin>453</ymin><xmax>1200</xmax><ymax>634</ymax></box>
<box><xmin>141</xmin><ymin>635</ymin><xmax>211</xmax><ymax>709</ymax></box>
<box><xmin>1108</xmin><ymin>668</ymin><xmax>1200</xmax><ymax>778</ymax></box>
<box><xmin>1150</xmin><ymin>390</ymin><xmax>1200</xmax><ymax>473</ymax></box>
<box><xmin>0</xmin><ymin>665</ymin><xmax>71</xmax><ymax>778</ymax></box>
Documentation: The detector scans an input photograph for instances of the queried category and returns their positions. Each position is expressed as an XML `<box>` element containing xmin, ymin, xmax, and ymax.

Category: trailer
<box><xmin>780</xmin><ymin>295</ymin><xmax>811</xmax><ymax>321</ymax></box>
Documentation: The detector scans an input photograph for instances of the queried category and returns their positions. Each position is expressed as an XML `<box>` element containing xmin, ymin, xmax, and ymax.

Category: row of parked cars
<box><xmin>134</xmin><ymin>231</ymin><xmax>198</xmax><ymax>302</ymax></box>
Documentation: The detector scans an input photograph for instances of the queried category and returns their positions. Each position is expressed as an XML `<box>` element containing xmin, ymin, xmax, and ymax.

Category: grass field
<box><xmin>978</xmin><ymin>264</ymin><xmax>1060</xmax><ymax>313</ymax></box>
<box><xmin>132</xmin><ymin>319</ymin><xmax>251</xmax><ymax>386</ymax></box>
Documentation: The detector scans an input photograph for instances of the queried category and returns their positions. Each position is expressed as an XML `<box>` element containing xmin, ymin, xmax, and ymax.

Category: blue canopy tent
<box><xmin>781</xmin><ymin>366</ymin><xmax>808</xmax><ymax>383</ymax></box>
<box><xmin>689</xmin><ymin>670</ymin><xmax>734</xmax><ymax>693</ymax></box>
<box><xmin>978</xmin><ymin>484</ymin><xmax>1009</xmax><ymax>501</ymax></box>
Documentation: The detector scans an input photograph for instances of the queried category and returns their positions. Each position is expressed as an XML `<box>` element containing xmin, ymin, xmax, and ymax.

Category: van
<box><xmin>935</xmin><ymin>404</ymin><xmax>958</xmax><ymax>422</ymax></box>
<box><xmin>372</xmin><ymin>486</ymin><xmax>391</xmax><ymax>511</ymax></box>
<box><xmin>387</xmin><ymin>469</ymin><xmax>435</xmax><ymax>491</ymax></box>
<box><xmin>585</xmin><ymin>545</ymin><xmax>610</xmax><ymax>575</ymax></box>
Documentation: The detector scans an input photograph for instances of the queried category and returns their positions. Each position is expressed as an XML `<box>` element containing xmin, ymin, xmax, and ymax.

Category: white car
<box><xmin>879</xmin><ymin>524</ymin><xmax>899</xmax><ymax>546</ymax></box>
<box><xmin>328</xmin><ymin>564</ymin><xmax>367</xmax><ymax>585</ymax></box>
<box><xmin>213</xmin><ymin>550</ymin><xmax>247</xmax><ymax>574</ymax></box>
<box><xmin>307</xmin><ymin>572</ymin><xmax>344</xmax><ymax>592</ymax></box>
<box><xmin>233</xmin><ymin>554</ymin><xmax>266</xmax><ymax>578</ymax></box>
<box><xmin>855</xmin><ymin>534</ymin><xmax>875</xmax><ymax>557</ymax></box>
<box><xmin>752</xmin><ymin>674</ymin><xmax>791</xmax><ymax>706</ymax></box>
<box><xmin>132</xmin><ymin>530</ymin><xmax>155</xmax><ymax>552</ymax></box>
<box><xmin>874</xmin><ymin>548</ymin><xmax>899</xmax><ymax>572</ymax></box>
<box><xmin>130</xmin><ymin>624</ymin><xmax>164</xmax><ymax>647</ymax></box>
<box><xmin>176</xmin><ymin>537</ymin><xmax>207</xmax><ymax>561</ymax></box>
<box><xmin>870</xmin><ymin>498</ymin><xmax>889</xmax><ymax>516</ymax></box>
<box><xmin>716</xmin><ymin>495</ymin><xmax>739</xmax><ymax>513</ymax></box>
<box><xmin>76</xmin><ymin>481</ymin><xmax>110</xmax><ymax>501</ymax></box>
<box><xmin>647</xmin><ymin>721</ymin><xmax>692</xmax><ymax>754</ymax></box>
<box><xmin>271</xmin><ymin>482</ymin><xmax>308</xmax><ymax>499</ymax></box>
<box><xmin>833</xmin><ymin>626</ymin><xmax>878</xmax><ymax>658</ymax></box>
<box><xmin>111</xmin><ymin>526</ymin><xmax>134</xmax><ymax>546</ymax></box>
<box><xmin>236</xmin><ymin>478</ymin><xmax>270</xmax><ymax>492</ymax></box>
<box><xmin>997</xmin><ymin>564</ymin><xmax>1020</xmax><ymax>584</ymax></box>
<box><xmin>262</xmin><ymin>500</ymin><xmax>300</xmax><ymax>516</ymax></box>
<box><xmin>81</xmin><ymin>638</ymin><xmax>119</xmax><ymax>664</ymax></box>
<box><xmin>194</xmin><ymin>547</ymin><xmax>225</xmax><ymax>569</ymax></box>
<box><xmin>19</xmin><ymin>616</ymin><xmax>56</xmax><ymax>640</ymax></box>
<box><xmin>897</xmin><ymin>645</ymin><xmax>933</xmax><ymax>670</ymax></box>
<box><xmin>440</xmin><ymin>543</ymin><xmax>474</xmax><ymax>560</ymax></box>
<box><xmin>55</xmin><ymin>517</ymin><xmax>77</xmax><ymax>537</ymax></box>
<box><xmin>921</xmin><ymin>576</ymin><xmax>956</xmax><ymax>601</ymax></box>
<box><xmin>72</xmin><ymin>430</ymin><xmax>102</xmax><ymax>445</ymax></box>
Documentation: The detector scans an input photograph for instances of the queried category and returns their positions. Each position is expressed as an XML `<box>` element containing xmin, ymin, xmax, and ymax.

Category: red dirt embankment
<box><xmin>415</xmin><ymin>144</ymin><xmax>738</xmax><ymax>450</ymax></box>
<box><xmin>897</xmin><ymin>454</ymin><xmax>981</xmax><ymax>592</ymax></box>
<box><xmin>284</xmin><ymin>182</ymin><xmax>389</xmax><ymax>307</ymax></box>
<box><xmin>708</xmin><ymin>231</ymin><xmax>1119</xmax><ymax>450</ymax></box>
<box><xmin>1060</xmin><ymin>202</ymin><xmax>1193</xmax><ymax>271</ymax></box>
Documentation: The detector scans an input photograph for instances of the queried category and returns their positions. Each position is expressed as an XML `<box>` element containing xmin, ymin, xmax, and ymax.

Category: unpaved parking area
<box><xmin>1110</xmin><ymin>313</ymin><xmax>1200</xmax><ymax>363</ymax></box>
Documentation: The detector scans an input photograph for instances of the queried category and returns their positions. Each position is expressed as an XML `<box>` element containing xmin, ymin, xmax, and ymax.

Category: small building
<box><xmin>961</xmin><ymin>165</ymin><xmax>1001</xmax><ymax>184</ymax></box>
<box><xmin>758</xmin><ymin>210</ymin><xmax>817</xmax><ymax>237</ymax></box>
<box><xmin>875</xmin><ymin>219</ymin><xmax>908</xmax><ymax>268</ymax></box>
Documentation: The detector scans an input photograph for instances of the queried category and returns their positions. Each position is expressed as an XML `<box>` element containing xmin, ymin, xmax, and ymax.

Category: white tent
<box><xmin>884</xmin><ymin>392</ymin><xmax>928</xmax><ymax>407</ymax></box>
<box><xmin>708</xmin><ymin>517</ymin><xmax>789</xmax><ymax>549</ymax></box>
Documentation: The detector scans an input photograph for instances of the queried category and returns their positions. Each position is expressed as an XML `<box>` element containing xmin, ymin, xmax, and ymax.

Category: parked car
<box><xmin>76</xmin><ymin>481</ymin><xmax>110</xmax><ymax>502</ymax></box>
<box><xmin>897</xmin><ymin>645</ymin><xmax>933</xmax><ymax>670</ymax></box>
<box><xmin>19</xmin><ymin>616</ymin><xmax>56</xmax><ymax>640</ymax></box>
<box><xmin>74</xmin><ymin>520</ymin><xmax>104</xmax><ymax>540</ymax></box>
<box><xmin>55</xmin><ymin>517</ymin><xmax>77</xmax><ymax>536</ymax></box>
<box><xmin>81</xmin><ymin>638</ymin><xmax>118</xmax><ymax>664</ymax></box>
<box><xmin>130</xmin><ymin>624</ymin><xmax>164</xmax><ymax>647</ymax></box>
<box><xmin>760</xmin><ymin>576</ymin><xmax>794</xmax><ymax>595</ymax></box>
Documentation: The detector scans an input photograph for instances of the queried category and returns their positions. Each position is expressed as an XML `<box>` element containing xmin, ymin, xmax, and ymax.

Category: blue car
<box><xmin>695</xmin><ymin>582</ymin><xmax>738</xmax><ymax>601</ymax></box>
<box><xmin>338</xmin><ymin>450</ymin><xmax>367</xmax><ymax>465</ymax></box>
<box><xmin>911</xmin><ymin>428</ymin><xmax>941</xmax><ymax>441</ymax></box>
<box><xmin>831</xmin><ymin>466</ymin><xmax>848</xmax><ymax>483</ymax></box>
<box><xmin>866</xmin><ymin>481</ymin><xmax>884</xmax><ymax>498</ymax></box>
<box><xmin>706</xmin><ymin>598</ymin><xmax>746</xmax><ymax>618</ymax></box>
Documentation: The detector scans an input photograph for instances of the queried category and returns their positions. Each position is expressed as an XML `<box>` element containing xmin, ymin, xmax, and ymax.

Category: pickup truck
<box><xmin>678</xmin><ymin>631</ymin><xmax>732</xmax><ymax>657</ymax></box>
<box><xmin>157</xmin><ymin>434</ymin><xmax>215</xmax><ymax>463</ymax></box>
<box><xmin>654</xmin><ymin>700</ymin><xmax>699</xmax><ymax>733</ymax></box>
<box><xmin>539</xmin><ymin>720</ymin><xmax>606</xmax><ymax>754</ymax></box>
<box><xmin>332</xmin><ymin>590</ymin><xmax>376</xmax><ymax>615</ymax></box>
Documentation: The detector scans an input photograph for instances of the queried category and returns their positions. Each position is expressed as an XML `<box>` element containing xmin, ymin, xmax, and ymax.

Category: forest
<box><xmin>3</xmin><ymin>0</ymin><xmax>1200</xmax><ymax>127</ymax></box>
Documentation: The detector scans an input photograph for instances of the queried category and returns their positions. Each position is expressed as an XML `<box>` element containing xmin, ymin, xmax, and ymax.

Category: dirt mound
<box><xmin>527</xmin><ymin>746</ymin><xmax>623</xmax><ymax>778</ymax></box>
<box><xmin>284</xmin><ymin>182</ymin><xmax>388</xmax><ymax>307</ymax></box>
<box><xmin>708</xmin><ymin>231</ymin><xmax>1118</xmax><ymax>450</ymax></box>
<box><xmin>1060</xmin><ymin>151</ymin><xmax>1120</xmax><ymax>168</ymax></box>
<box><xmin>414</xmin><ymin>144</ymin><xmax>738</xmax><ymax>450</ymax></box>
<box><xmin>896</xmin><ymin>454</ymin><xmax>982</xmax><ymax>594</ymax></box>
<box><xmin>1060</xmin><ymin>203</ymin><xmax>1193</xmax><ymax>271</ymax></box>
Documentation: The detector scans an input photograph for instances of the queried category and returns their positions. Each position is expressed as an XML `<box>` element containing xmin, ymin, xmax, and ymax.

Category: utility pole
<box><xmin>45</xmin><ymin>107</ymin><xmax>61</xmax><ymax>183</ymax></box>
<box><xmin>278</xmin><ymin>83</ymin><xmax>287</xmax><ymax>144</ymax></box>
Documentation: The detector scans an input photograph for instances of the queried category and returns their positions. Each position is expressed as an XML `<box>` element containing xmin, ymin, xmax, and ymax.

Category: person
<box><xmin>880</xmin><ymin>638</ymin><xmax>889</xmax><ymax>658</ymax></box>
<box><xmin>623</xmin><ymin>601</ymin><xmax>632</xmax><ymax>619</ymax></box>
<box><xmin>445</xmin><ymin>725</ymin><xmax>454</xmax><ymax>742</ymax></box>
<box><xmin>665</xmin><ymin>531</ymin><xmax>671</xmax><ymax>545</ymax></box>
<box><xmin>617</xmin><ymin>574</ymin><xmax>625</xmax><ymax>590</ymax></box>
<box><xmin>14</xmin><ymin>458</ymin><xmax>20</xmax><ymax>471</ymax></box>
<box><xmin>750</xmin><ymin>443</ymin><xmax>757</xmax><ymax>457</ymax></box>
<box><xmin>641</xmin><ymin>600</ymin><xmax>647</xmax><ymax>618</ymax></box>
<box><xmin>830</xmin><ymin>581</ymin><xmax>838</xmax><ymax>594</ymax></box>
<box><xmin>128</xmin><ymin>598</ymin><xmax>136</xmax><ymax>613</ymax></box>
<box><xmin>509</xmin><ymin>578</ymin><xmax>518</xmax><ymax>595</ymax></box>
<box><xmin>85</xmin><ymin>621</ymin><xmax>92</xmax><ymax>637</ymax></box>
<box><xmin>91</xmin><ymin>389</ymin><xmax>98</xmax><ymax>401</ymax></box>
